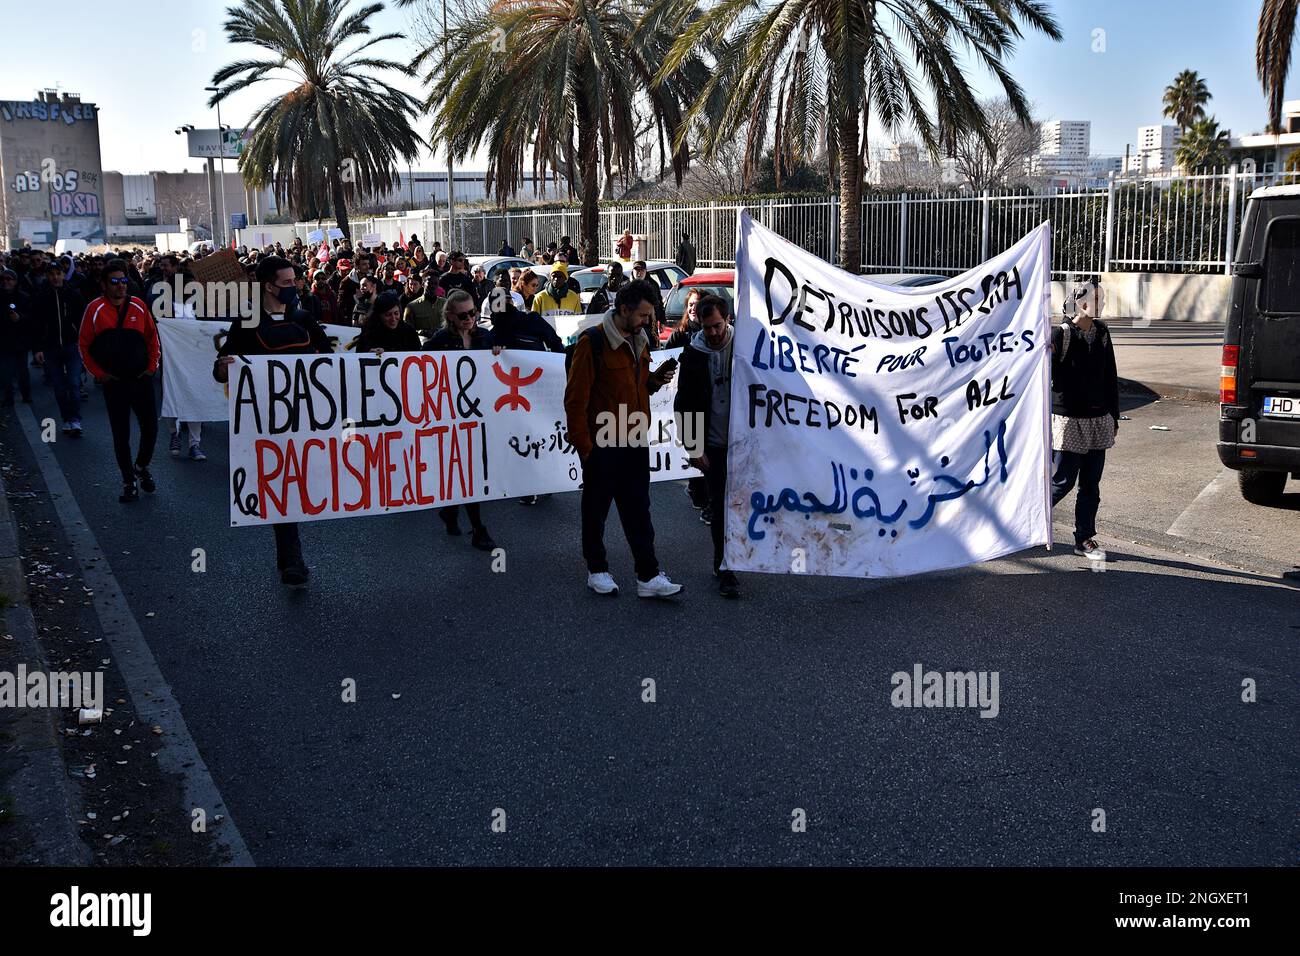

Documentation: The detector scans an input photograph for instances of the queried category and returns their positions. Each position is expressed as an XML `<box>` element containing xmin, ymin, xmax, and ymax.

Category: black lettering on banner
<box><xmin>232</xmin><ymin>363</ymin><xmax>261</xmax><ymax>435</ymax></box>
<box><xmin>764</xmin><ymin>257</ymin><xmax>798</xmax><ymax>326</ymax></box>
<box><xmin>308</xmin><ymin>357</ymin><xmax>339</xmax><ymax>429</ymax></box>
<box><xmin>357</xmin><ymin>357</ymin><xmax>385</xmax><ymax>427</ymax></box>
<box><xmin>377</xmin><ymin>356</ymin><xmax>403</xmax><ymax>426</ymax></box>
<box><xmin>456</xmin><ymin>356</ymin><xmax>481</xmax><ymax>417</ymax></box>
<box><xmin>266</xmin><ymin>359</ymin><xmax>293</xmax><ymax>434</ymax></box>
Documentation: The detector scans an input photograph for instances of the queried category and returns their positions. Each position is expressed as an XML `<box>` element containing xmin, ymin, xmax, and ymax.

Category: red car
<box><xmin>660</xmin><ymin>270</ymin><xmax>735</xmax><ymax>343</ymax></box>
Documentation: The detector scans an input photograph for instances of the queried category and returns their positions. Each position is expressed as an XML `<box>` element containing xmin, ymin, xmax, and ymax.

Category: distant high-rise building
<box><xmin>1037</xmin><ymin>120</ymin><xmax>1091</xmax><ymax>180</ymax></box>
<box><xmin>1127</xmin><ymin>124</ymin><xmax>1182</xmax><ymax>173</ymax></box>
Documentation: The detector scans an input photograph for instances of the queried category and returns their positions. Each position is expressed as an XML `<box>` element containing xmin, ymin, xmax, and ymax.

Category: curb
<box><xmin>1082</xmin><ymin>516</ymin><xmax>1300</xmax><ymax>583</ymax></box>
<box><xmin>1119</xmin><ymin>377</ymin><xmax>1219</xmax><ymax>404</ymax></box>
<box><xmin>0</xmin><ymin>465</ymin><xmax>92</xmax><ymax>866</ymax></box>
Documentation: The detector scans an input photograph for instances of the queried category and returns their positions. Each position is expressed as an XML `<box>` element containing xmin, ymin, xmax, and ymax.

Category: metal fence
<box><xmin>239</xmin><ymin>166</ymin><xmax>1299</xmax><ymax>278</ymax></box>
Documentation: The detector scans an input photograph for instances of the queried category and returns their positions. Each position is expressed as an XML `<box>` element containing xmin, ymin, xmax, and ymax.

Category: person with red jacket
<box><xmin>79</xmin><ymin>259</ymin><xmax>161</xmax><ymax>503</ymax></box>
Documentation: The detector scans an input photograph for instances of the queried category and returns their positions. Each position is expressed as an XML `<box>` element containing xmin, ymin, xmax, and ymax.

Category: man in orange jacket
<box><xmin>79</xmin><ymin>259</ymin><xmax>160</xmax><ymax>503</ymax></box>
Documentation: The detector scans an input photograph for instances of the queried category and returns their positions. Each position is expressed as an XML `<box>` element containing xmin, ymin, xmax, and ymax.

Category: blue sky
<box><xmin>1</xmin><ymin>0</ymin><xmax>1285</xmax><ymax>175</ymax></box>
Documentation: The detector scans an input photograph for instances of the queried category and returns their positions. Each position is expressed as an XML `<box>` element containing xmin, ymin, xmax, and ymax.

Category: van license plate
<box><xmin>1262</xmin><ymin>396</ymin><xmax>1300</xmax><ymax>417</ymax></box>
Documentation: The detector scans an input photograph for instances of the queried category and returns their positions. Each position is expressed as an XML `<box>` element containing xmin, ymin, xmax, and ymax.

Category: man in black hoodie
<box><xmin>214</xmin><ymin>256</ymin><xmax>332</xmax><ymax>587</ymax></box>
<box><xmin>33</xmin><ymin>259</ymin><xmax>87</xmax><ymax>433</ymax></box>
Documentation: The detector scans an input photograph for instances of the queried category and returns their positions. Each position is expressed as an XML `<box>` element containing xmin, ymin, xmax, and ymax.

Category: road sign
<box><xmin>230</xmin><ymin>213</ymin><xmax>248</xmax><ymax>230</ymax></box>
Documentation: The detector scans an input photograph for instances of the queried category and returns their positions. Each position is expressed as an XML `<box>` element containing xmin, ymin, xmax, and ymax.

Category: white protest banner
<box><xmin>305</xmin><ymin>228</ymin><xmax>324</xmax><ymax>244</ymax></box>
<box><xmin>228</xmin><ymin>349</ymin><xmax>697</xmax><ymax>526</ymax></box>
<box><xmin>360</xmin><ymin>232</ymin><xmax>382</xmax><ymax>247</ymax></box>
<box><xmin>722</xmin><ymin>212</ymin><xmax>1052</xmax><ymax>578</ymax></box>
<box><xmin>158</xmin><ymin>319</ymin><xmax>360</xmax><ymax>422</ymax></box>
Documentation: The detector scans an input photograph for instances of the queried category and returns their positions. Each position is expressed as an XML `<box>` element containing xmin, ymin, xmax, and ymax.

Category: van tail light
<box><xmin>1220</xmin><ymin>345</ymin><xmax>1239</xmax><ymax>404</ymax></box>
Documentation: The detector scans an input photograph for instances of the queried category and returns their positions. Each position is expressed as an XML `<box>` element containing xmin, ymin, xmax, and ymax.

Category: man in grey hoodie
<box><xmin>672</xmin><ymin>294</ymin><xmax>739</xmax><ymax>598</ymax></box>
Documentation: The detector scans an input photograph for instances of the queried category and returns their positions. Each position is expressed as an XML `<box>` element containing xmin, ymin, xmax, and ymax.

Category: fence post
<box><xmin>830</xmin><ymin>195</ymin><xmax>838</xmax><ymax>266</ymax></box>
<box><xmin>1224</xmin><ymin>164</ymin><xmax>1239</xmax><ymax>276</ymax></box>
<box><xmin>980</xmin><ymin>190</ymin><xmax>991</xmax><ymax>262</ymax></box>
<box><xmin>709</xmin><ymin>200</ymin><xmax>716</xmax><ymax>268</ymax></box>
<box><xmin>898</xmin><ymin>192</ymin><xmax>908</xmax><ymax>271</ymax></box>
<box><xmin>1103</xmin><ymin>173</ymin><xmax>1116</xmax><ymax>273</ymax></box>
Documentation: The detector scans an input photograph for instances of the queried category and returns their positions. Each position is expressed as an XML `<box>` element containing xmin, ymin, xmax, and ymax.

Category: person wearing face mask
<box><xmin>563</xmin><ymin>279</ymin><xmax>682</xmax><ymax>599</ymax></box>
<box><xmin>673</xmin><ymin>295</ymin><xmax>739</xmax><ymax>598</ymax></box>
<box><xmin>213</xmin><ymin>255</ymin><xmax>332</xmax><ymax>587</ymax></box>
<box><xmin>79</xmin><ymin>260</ymin><xmax>161</xmax><ymax>503</ymax></box>
<box><xmin>1050</xmin><ymin>280</ymin><xmax>1120</xmax><ymax>563</ymax></box>
<box><xmin>429</xmin><ymin>290</ymin><xmax>499</xmax><ymax>552</ymax></box>
<box><xmin>357</xmin><ymin>291</ymin><xmax>421</xmax><ymax>354</ymax></box>
<box><xmin>351</xmin><ymin>275</ymin><xmax>378</xmax><ymax>327</ymax></box>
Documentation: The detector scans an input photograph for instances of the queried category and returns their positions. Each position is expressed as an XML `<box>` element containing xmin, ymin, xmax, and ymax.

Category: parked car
<box><xmin>466</xmin><ymin>255</ymin><xmax>533</xmax><ymax>284</ymax></box>
<box><xmin>572</xmin><ymin>260</ymin><xmax>687</xmax><ymax>307</ymax></box>
<box><xmin>1216</xmin><ymin>183</ymin><xmax>1300</xmax><ymax>504</ymax></box>
<box><xmin>662</xmin><ymin>270</ymin><xmax>736</xmax><ymax>342</ymax></box>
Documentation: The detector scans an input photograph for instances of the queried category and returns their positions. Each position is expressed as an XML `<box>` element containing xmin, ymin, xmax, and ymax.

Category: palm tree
<box><xmin>656</xmin><ymin>0</ymin><xmax>1062</xmax><ymax>274</ymax></box>
<box><xmin>1257</xmin><ymin>0</ymin><xmax>1297</xmax><ymax>133</ymax></box>
<box><xmin>209</xmin><ymin>0</ymin><xmax>425</xmax><ymax>239</ymax></box>
<box><xmin>1175</xmin><ymin>116</ymin><xmax>1232</xmax><ymax>171</ymax></box>
<box><xmin>400</xmin><ymin>0</ymin><xmax>706</xmax><ymax>265</ymax></box>
<box><xmin>1162</xmin><ymin>69</ymin><xmax>1211</xmax><ymax>133</ymax></box>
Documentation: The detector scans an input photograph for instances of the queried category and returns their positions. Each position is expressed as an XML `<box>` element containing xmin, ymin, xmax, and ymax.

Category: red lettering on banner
<box><xmin>412</xmin><ymin>428</ymin><xmax>436</xmax><ymax>504</ymax></box>
<box><xmin>298</xmin><ymin>439</ymin><xmax>328</xmax><ymax>515</ymax></box>
<box><xmin>400</xmin><ymin>354</ymin><xmax>456</xmax><ymax>426</ymax></box>
<box><xmin>255</xmin><ymin>440</ymin><xmax>286</xmax><ymax>518</ymax></box>
<box><xmin>342</xmin><ymin>435</ymin><xmax>370</xmax><ymax>512</ymax></box>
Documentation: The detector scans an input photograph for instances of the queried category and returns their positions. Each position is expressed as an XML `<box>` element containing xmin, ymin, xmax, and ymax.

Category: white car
<box><xmin>571</xmin><ymin>260</ymin><xmax>687</xmax><ymax>307</ymax></box>
<box><xmin>466</xmin><ymin>255</ymin><xmax>533</xmax><ymax>283</ymax></box>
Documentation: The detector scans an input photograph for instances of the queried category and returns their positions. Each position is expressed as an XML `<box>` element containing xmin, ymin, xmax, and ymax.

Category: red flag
<box><xmin>398</xmin><ymin>230</ymin><xmax>407</xmax><ymax>251</ymax></box>
<box><xmin>316</xmin><ymin>241</ymin><xmax>330</xmax><ymax>262</ymax></box>
<box><xmin>230</xmin><ymin>236</ymin><xmax>236</xmax><ymax>250</ymax></box>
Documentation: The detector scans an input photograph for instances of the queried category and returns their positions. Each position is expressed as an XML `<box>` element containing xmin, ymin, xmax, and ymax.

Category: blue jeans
<box><xmin>1051</xmin><ymin>448</ymin><xmax>1106</xmax><ymax>546</ymax></box>
<box><xmin>46</xmin><ymin>342</ymin><xmax>83</xmax><ymax>422</ymax></box>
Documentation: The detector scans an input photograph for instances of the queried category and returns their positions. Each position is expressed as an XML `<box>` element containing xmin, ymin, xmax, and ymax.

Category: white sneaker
<box><xmin>637</xmin><ymin>573</ymin><xmax>683</xmax><ymax>599</ymax></box>
<box><xmin>1074</xmin><ymin>539</ymin><xmax>1107</xmax><ymax>561</ymax></box>
<box><xmin>587</xmin><ymin>572</ymin><xmax>619</xmax><ymax>595</ymax></box>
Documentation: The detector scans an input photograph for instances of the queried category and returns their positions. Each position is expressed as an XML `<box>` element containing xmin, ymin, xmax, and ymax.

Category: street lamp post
<box><xmin>175</xmin><ymin>124</ymin><xmax>216</xmax><ymax>246</ymax></box>
<box><xmin>205</xmin><ymin>86</ymin><xmax>231</xmax><ymax>248</ymax></box>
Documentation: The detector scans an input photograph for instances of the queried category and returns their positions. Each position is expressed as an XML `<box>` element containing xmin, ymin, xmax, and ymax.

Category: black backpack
<box><xmin>564</xmin><ymin>325</ymin><xmax>605</xmax><ymax>375</ymax></box>
<box><xmin>89</xmin><ymin>299</ymin><xmax>149</xmax><ymax>379</ymax></box>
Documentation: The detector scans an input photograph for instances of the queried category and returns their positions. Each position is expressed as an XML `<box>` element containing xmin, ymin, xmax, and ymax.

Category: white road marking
<box><xmin>16</xmin><ymin>406</ymin><xmax>254</xmax><ymax>867</ymax></box>
<box><xmin>1166</xmin><ymin>469</ymin><xmax>1233</xmax><ymax>539</ymax></box>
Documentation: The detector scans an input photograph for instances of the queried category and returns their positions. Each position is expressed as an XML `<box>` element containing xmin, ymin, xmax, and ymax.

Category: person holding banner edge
<box><xmin>214</xmin><ymin>255</ymin><xmax>332</xmax><ymax>588</ymax></box>
<box><xmin>429</xmin><ymin>290</ymin><xmax>499</xmax><ymax>552</ymax></box>
<box><xmin>1049</xmin><ymin>279</ymin><xmax>1120</xmax><ymax>562</ymax></box>
<box><xmin>673</xmin><ymin>294</ymin><xmax>739</xmax><ymax>598</ymax></box>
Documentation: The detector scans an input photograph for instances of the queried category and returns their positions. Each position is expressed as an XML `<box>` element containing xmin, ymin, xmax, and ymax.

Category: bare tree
<box><xmin>869</xmin><ymin>141</ymin><xmax>946</xmax><ymax>190</ymax></box>
<box><xmin>948</xmin><ymin>98</ymin><xmax>1044</xmax><ymax>192</ymax></box>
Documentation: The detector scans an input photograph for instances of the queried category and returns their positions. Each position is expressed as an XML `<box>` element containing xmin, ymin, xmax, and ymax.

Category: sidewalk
<box><xmin>1105</xmin><ymin>319</ymin><xmax>1222</xmax><ymax>403</ymax></box>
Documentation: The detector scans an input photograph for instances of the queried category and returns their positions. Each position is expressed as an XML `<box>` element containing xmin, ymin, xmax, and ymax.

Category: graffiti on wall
<box><xmin>9</xmin><ymin>167</ymin><xmax>101</xmax><ymax>217</ymax></box>
<box><xmin>0</xmin><ymin>100</ymin><xmax>97</xmax><ymax>125</ymax></box>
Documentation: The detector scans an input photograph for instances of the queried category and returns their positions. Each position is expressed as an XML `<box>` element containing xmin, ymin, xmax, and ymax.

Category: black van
<box><xmin>1218</xmin><ymin>184</ymin><xmax>1300</xmax><ymax>504</ymax></box>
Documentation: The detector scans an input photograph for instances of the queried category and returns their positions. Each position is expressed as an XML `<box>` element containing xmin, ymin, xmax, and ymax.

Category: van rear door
<box><xmin>1242</xmin><ymin>208</ymin><xmax>1300</xmax><ymax>433</ymax></box>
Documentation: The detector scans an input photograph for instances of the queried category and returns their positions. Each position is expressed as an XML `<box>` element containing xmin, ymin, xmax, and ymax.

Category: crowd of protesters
<box><xmin>0</xmin><ymin>228</ymin><xmax>1113</xmax><ymax>598</ymax></box>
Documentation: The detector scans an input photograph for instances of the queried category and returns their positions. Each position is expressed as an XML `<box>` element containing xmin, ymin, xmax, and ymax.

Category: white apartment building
<box><xmin>1037</xmin><ymin>120</ymin><xmax>1091</xmax><ymax>179</ymax></box>
<box><xmin>1126</xmin><ymin>124</ymin><xmax>1182</xmax><ymax>173</ymax></box>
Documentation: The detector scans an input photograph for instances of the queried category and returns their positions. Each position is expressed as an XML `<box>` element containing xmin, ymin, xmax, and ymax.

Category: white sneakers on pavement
<box><xmin>637</xmin><ymin>573</ymin><xmax>684</xmax><ymax>599</ymax></box>
<box><xmin>1074</xmin><ymin>539</ymin><xmax>1107</xmax><ymax>561</ymax></box>
<box><xmin>587</xmin><ymin>572</ymin><xmax>619</xmax><ymax>595</ymax></box>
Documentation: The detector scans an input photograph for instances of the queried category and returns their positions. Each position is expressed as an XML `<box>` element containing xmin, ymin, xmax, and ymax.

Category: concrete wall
<box><xmin>0</xmin><ymin>94</ymin><xmax>105</xmax><ymax>249</ymax></box>
<box><xmin>1050</xmin><ymin>271</ymin><xmax>1230</xmax><ymax>322</ymax></box>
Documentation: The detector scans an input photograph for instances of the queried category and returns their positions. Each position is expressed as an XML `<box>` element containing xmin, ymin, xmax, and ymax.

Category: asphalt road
<box><xmin>3</xmin><ymin>377</ymin><xmax>1297</xmax><ymax>866</ymax></box>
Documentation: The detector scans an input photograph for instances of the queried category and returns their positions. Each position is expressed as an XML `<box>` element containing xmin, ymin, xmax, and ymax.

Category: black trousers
<box><xmin>102</xmin><ymin>377</ymin><xmax>158</xmax><ymax>483</ymax></box>
<box><xmin>439</xmin><ymin>503</ymin><xmax>484</xmax><ymax>530</ymax></box>
<box><xmin>1051</xmin><ymin>448</ymin><xmax>1105</xmax><ymax>545</ymax></box>
<box><xmin>273</xmin><ymin>522</ymin><xmax>304</xmax><ymax>570</ymax></box>
<box><xmin>581</xmin><ymin>446</ymin><xmax>659</xmax><ymax>582</ymax></box>
<box><xmin>703</xmin><ymin>444</ymin><xmax>728</xmax><ymax>571</ymax></box>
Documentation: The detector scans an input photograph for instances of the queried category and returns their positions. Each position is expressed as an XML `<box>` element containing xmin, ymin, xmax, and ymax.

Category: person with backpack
<box><xmin>563</xmin><ymin>280</ymin><xmax>682</xmax><ymax>599</ymax></box>
<box><xmin>79</xmin><ymin>260</ymin><xmax>161</xmax><ymax>503</ymax></box>
<box><xmin>214</xmin><ymin>255</ymin><xmax>333</xmax><ymax>587</ymax></box>
<box><xmin>1050</xmin><ymin>279</ymin><xmax>1120</xmax><ymax>563</ymax></box>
